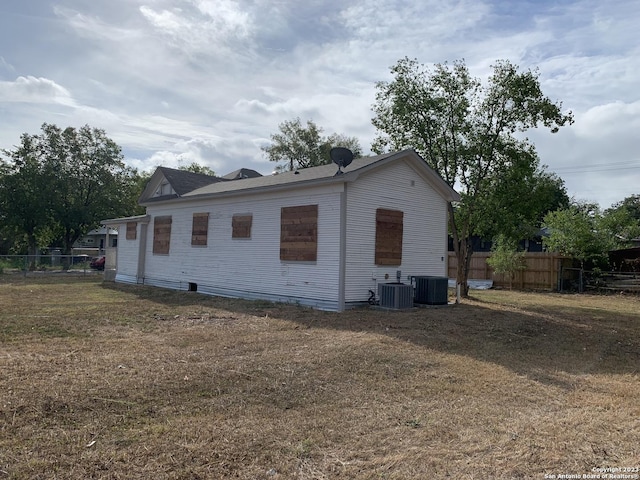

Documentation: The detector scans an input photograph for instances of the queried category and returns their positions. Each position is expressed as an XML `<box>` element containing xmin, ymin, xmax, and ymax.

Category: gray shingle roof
<box><xmin>139</xmin><ymin>150</ymin><xmax>460</xmax><ymax>205</ymax></box>
<box><xmin>183</xmin><ymin>152</ymin><xmax>397</xmax><ymax>198</ymax></box>
<box><xmin>222</xmin><ymin>168</ymin><xmax>263</xmax><ymax>180</ymax></box>
<box><xmin>157</xmin><ymin>167</ymin><xmax>225</xmax><ymax>195</ymax></box>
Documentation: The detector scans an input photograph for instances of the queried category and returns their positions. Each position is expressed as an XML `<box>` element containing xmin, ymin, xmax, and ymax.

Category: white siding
<box><xmin>344</xmin><ymin>159</ymin><xmax>449</xmax><ymax>305</ymax></box>
<box><xmin>114</xmin><ymin>222</ymin><xmax>141</xmax><ymax>283</ymax></box>
<box><xmin>141</xmin><ymin>184</ymin><xmax>344</xmax><ymax>310</ymax></box>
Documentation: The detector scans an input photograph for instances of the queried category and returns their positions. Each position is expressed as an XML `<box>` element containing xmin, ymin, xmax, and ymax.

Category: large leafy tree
<box><xmin>543</xmin><ymin>202</ymin><xmax>609</xmax><ymax>268</ymax></box>
<box><xmin>262</xmin><ymin>118</ymin><xmax>362</xmax><ymax>172</ymax></box>
<box><xmin>1</xmin><ymin>123</ymin><xmax>141</xmax><ymax>256</ymax></box>
<box><xmin>604</xmin><ymin>194</ymin><xmax>640</xmax><ymax>241</ymax></box>
<box><xmin>543</xmin><ymin>199</ymin><xmax>640</xmax><ymax>270</ymax></box>
<box><xmin>609</xmin><ymin>194</ymin><xmax>640</xmax><ymax>221</ymax></box>
<box><xmin>470</xmin><ymin>147</ymin><xmax>569</xmax><ymax>243</ymax></box>
<box><xmin>371</xmin><ymin>58</ymin><xmax>573</xmax><ymax>296</ymax></box>
<box><xmin>0</xmin><ymin>135</ymin><xmax>56</xmax><ymax>255</ymax></box>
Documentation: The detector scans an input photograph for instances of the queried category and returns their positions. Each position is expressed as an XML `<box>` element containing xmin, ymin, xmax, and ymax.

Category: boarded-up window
<box><xmin>126</xmin><ymin>222</ymin><xmax>137</xmax><ymax>240</ymax></box>
<box><xmin>232</xmin><ymin>214</ymin><xmax>252</xmax><ymax>239</ymax></box>
<box><xmin>153</xmin><ymin>216</ymin><xmax>172</xmax><ymax>254</ymax></box>
<box><xmin>191</xmin><ymin>213</ymin><xmax>209</xmax><ymax>246</ymax></box>
<box><xmin>280</xmin><ymin>205</ymin><xmax>318</xmax><ymax>261</ymax></box>
<box><xmin>375</xmin><ymin>208</ymin><xmax>403</xmax><ymax>265</ymax></box>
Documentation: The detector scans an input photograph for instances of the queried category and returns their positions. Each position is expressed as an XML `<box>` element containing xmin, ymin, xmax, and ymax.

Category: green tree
<box><xmin>486</xmin><ymin>235</ymin><xmax>527</xmax><ymax>290</ymax></box>
<box><xmin>604</xmin><ymin>195</ymin><xmax>640</xmax><ymax>242</ymax></box>
<box><xmin>470</xmin><ymin>147</ymin><xmax>569</xmax><ymax>243</ymax></box>
<box><xmin>262</xmin><ymin>118</ymin><xmax>362</xmax><ymax>172</ymax></box>
<box><xmin>543</xmin><ymin>202</ymin><xmax>613</xmax><ymax>269</ymax></box>
<box><xmin>0</xmin><ymin>134</ymin><xmax>55</xmax><ymax>256</ymax></box>
<box><xmin>127</xmin><ymin>169</ymin><xmax>153</xmax><ymax>216</ymax></box>
<box><xmin>600</xmin><ymin>209</ymin><xmax>640</xmax><ymax>250</ymax></box>
<box><xmin>1</xmin><ymin>123</ymin><xmax>141</xmax><ymax>258</ymax></box>
<box><xmin>178</xmin><ymin>162</ymin><xmax>216</xmax><ymax>176</ymax></box>
<box><xmin>544</xmin><ymin>200</ymin><xmax>640</xmax><ymax>270</ymax></box>
<box><xmin>371</xmin><ymin>57</ymin><xmax>573</xmax><ymax>296</ymax></box>
<box><xmin>608</xmin><ymin>194</ymin><xmax>640</xmax><ymax>222</ymax></box>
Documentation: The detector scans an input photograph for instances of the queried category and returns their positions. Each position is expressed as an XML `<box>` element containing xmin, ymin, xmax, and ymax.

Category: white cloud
<box><xmin>52</xmin><ymin>6</ymin><xmax>141</xmax><ymax>42</ymax></box>
<box><xmin>1</xmin><ymin>0</ymin><xmax>639</xmax><ymax>209</ymax></box>
<box><xmin>139</xmin><ymin>0</ymin><xmax>255</xmax><ymax>59</ymax></box>
<box><xmin>0</xmin><ymin>76</ymin><xmax>75</xmax><ymax>106</ymax></box>
<box><xmin>0</xmin><ymin>56</ymin><xmax>15</xmax><ymax>72</ymax></box>
<box><xmin>576</xmin><ymin>101</ymin><xmax>640</xmax><ymax>138</ymax></box>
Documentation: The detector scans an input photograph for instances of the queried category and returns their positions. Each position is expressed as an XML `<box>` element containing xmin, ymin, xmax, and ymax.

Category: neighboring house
<box><xmin>73</xmin><ymin>227</ymin><xmax>118</xmax><ymax>251</ymax></box>
<box><xmin>222</xmin><ymin>168</ymin><xmax>262</xmax><ymax>180</ymax></box>
<box><xmin>102</xmin><ymin>150</ymin><xmax>460</xmax><ymax>311</ymax></box>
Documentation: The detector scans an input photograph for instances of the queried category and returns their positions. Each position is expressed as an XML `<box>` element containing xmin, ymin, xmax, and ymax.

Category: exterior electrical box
<box><xmin>378</xmin><ymin>283</ymin><xmax>414</xmax><ymax>309</ymax></box>
<box><xmin>413</xmin><ymin>276</ymin><xmax>448</xmax><ymax>305</ymax></box>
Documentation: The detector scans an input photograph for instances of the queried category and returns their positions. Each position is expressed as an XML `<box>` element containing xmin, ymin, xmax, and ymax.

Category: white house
<box><xmin>102</xmin><ymin>150</ymin><xmax>460</xmax><ymax>311</ymax></box>
<box><xmin>73</xmin><ymin>227</ymin><xmax>118</xmax><ymax>249</ymax></box>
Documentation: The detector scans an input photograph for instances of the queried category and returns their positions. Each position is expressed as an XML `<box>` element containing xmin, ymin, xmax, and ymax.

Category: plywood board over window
<box><xmin>375</xmin><ymin>208</ymin><xmax>403</xmax><ymax>265</ymax></box>
<box><xmin>153</xmin><ymin>216</ymin><xmax>172</xmax><ymax>255</ymax></box>
<box><xmin>232</xmin><ymin>214</ymin><xmax>253</xmax><ymax>238</ymax></box>
<box><xmin>126</xmin><ymin>222</ymin><xmax>137</xmax><ymax>240</ymax></box>
<box><xmin>280</xmin><ymin>204</ymin><xmax>318</xmax><ymax>261</ymax></box>
<box><xmin>191</xmin><ymin>213</ymin><xmax>209</xmax><ymax>246</ymax></box>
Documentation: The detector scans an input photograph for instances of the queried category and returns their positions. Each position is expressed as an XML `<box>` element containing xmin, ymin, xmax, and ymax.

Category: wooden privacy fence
<box><xmin>448</xmin><ymin>252</ymin><xmax>572</xmax><ymax>290</ymax></box>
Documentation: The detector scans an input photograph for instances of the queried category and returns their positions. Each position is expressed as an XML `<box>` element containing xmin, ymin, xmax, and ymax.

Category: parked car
<box><xmin>90</xmin><ymin>256</ymin><xmax>105</xmax><ymax>270</ymax></box>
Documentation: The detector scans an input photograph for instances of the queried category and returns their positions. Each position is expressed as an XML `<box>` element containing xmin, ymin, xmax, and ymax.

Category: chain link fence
<box><xmin>0</xmin><ymin>254</ymin><xmax>105</xmax><ymax>277</ymax></box>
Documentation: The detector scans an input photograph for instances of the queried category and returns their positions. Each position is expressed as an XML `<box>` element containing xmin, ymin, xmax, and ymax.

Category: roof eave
<box><xmin>101</xmin><ymin>214</ymin><xmax>151</xmax><ymax>225</ymax></box>
<box><xmin>140</xmin><ymin>173</ymin><xmax>351</xmax><ymax>206</ymax></box>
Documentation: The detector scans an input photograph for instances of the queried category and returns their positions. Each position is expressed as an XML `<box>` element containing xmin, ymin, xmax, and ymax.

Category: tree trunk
<box><xmin>61</xmin><ymin>230</ymin><xmax>75</xmax><ymax>271</ymax></box>
<box><xmin>453</xmin><ymin>237</ymin><xmax>472</xmax><ymax>299</ymax></box>
<box><xmin>457</xmin><ymin>240</ymin><xmax>472</xmax><ymax>298</ymax></box>
<box><xmin>448</xmin><ymin>203</ymin><xmax>472</xmax><ymax>299</ymax></box>
<box><xmin>27</xmin><ymin>235</ymin><xmax>38</xmax><ymax>270</ymax></box>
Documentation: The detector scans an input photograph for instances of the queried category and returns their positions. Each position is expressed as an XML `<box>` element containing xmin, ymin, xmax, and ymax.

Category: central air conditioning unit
<box><xmin>413</xmin><ymin>276</ymin><xmax>448</xmax><ymax>305</ymax></box>
<box><xmin>378</xmin><ymin>283</ymin><xmax>413</xmax><ymax>309</ymax></box>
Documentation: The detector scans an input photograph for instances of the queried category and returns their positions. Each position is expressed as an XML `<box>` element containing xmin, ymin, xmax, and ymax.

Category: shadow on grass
<box><xmin>100</xmin><ymin>281</ymin><xmax>640</xmax><ymax>386</ymax></box>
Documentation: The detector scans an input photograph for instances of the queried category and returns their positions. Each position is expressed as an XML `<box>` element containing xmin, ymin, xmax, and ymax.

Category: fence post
<box><xmin>579</xmin><ymin>268</ymin><xmax>584</xmax><ymax>293</ymax></box>
<box><xmin>558</xmin><ymin>262</ymin><xmax>563</xmax><ymax>292</ymax></box>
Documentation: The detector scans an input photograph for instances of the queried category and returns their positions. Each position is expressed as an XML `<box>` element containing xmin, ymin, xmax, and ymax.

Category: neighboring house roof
<box><xmin>85</xmin><ymin>227</ymin><xmax>118</xmax><ymax>236</ymax></box>
<box><xmin>222</xmin><ymin>168</ymin><xmax>263</xmax><ymax>180</ymax></box>
<box><xmin>155</xmin><ymin>167</ymin><xmax>226</xmax><ymax>196</ymax></box>
<box><xmin>139</xmin><ymin>149</ymin><xmax>460</xmax><ymax>206</ymax></box>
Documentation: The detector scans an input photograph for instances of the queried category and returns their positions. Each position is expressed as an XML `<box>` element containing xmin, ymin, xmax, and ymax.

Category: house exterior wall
<box><xmin>115</xmin><ymin>222</ymin><xmax>143</xmax><ymax>283</ymax></box>
<box><xmin>140</xmin><ymin>184</ymin><xmax>344</xmax><ymax>310</ymax></box>
<box><xmin>344</xmin><ymin>159</ymin><xmax>449</xmax><ymax>306</ymax></box>
<box><xmin>109</xmin><ymin>155</ymin><xmax>454</xmax><ymax>311</ymax></box>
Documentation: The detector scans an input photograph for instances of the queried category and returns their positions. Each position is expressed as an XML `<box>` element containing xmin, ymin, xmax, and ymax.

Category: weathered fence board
<box><xmin>448</xmin><ymin>252</ymin><xmax>572</xmax><ymax>290</ymax></box>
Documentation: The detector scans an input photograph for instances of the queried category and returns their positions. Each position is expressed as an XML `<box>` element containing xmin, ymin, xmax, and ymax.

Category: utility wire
<box><xmin>548</xmin><ymin>161</ymin><xmax>640</xmax><ymax>175</ymax></box>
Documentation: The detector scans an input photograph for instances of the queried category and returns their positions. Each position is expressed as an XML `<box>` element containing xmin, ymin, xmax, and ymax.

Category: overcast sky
<box><xmin>1</xmin><ymin>0</ymin><xmax>638</xmax><ymax>208</ymax></box>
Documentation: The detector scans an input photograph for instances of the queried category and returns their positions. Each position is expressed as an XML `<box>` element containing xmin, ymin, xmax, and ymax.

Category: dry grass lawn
<box><xmin>0</xmin><ymin>276</ymin><xmax>638</xmax><ymax>479</ymax></box>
